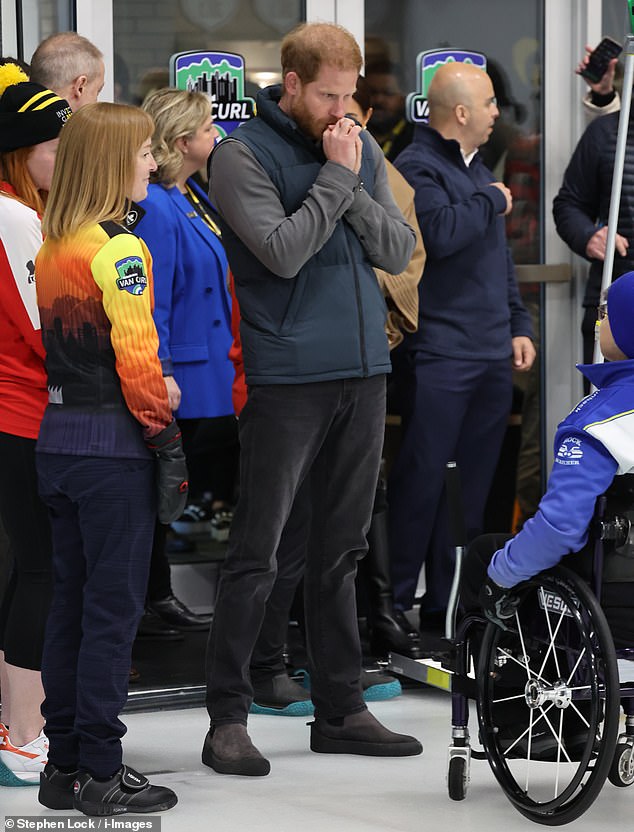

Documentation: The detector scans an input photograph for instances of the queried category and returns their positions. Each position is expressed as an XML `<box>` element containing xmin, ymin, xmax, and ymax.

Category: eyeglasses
<box><xmin>597</xmin><ymin>302</ymin><xmax>608</xmax><ymax>321</ymax></box>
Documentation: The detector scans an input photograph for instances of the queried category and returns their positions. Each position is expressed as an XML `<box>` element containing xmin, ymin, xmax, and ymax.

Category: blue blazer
<box><xmin>136</xmin><ymin>179</ymin><xmax>234</xmax><ymax>419</ymax></box>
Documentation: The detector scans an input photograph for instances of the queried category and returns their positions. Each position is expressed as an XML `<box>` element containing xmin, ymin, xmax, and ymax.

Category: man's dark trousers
<box><xmin>206</xmin><ymin>376</ymin><xmax>386</xmax><ymax>723</ymax></box>
<box><xmin>249</xmin><ymin>476</ymin><xmax>311</xmax><ymax>682</ymax></box>
<box><xmin>388</xmin><ymin>350</ymin><xmax>512</xmax><ymax>614</ymax></box>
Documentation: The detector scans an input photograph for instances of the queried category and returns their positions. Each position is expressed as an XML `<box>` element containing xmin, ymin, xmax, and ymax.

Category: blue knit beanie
<box><xmin>607</xmin><ymin>271</ymin><xmax>634</xmax><ymax>359</ymax></box>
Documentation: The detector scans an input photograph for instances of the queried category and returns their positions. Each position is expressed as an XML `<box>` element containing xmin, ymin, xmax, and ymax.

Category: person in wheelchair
<box><xmin>448</xmin><ymin>271</ymin><xmax>634</xmax><ymax>821</ymax></box>
<box><xmin>462</xmin><ymin>268</ymin><xmax>634</xmax><ymax>650</ymax></box>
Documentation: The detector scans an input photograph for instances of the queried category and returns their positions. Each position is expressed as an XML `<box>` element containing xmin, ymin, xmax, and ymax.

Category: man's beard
<box><xmin>289</xmin><ymin>95</ymin><xmax>332</xmax><ymax>141</ymax></box>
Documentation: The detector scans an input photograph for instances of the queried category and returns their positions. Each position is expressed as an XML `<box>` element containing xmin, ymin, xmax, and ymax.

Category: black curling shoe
<box><xmin>39</xmin><ymin>763</ymin><xmax>78</xmax><ymax>810</ymax></box>
<box><xmin>73</xmin><ymin>765</ymin><xmax>178</xmax><ymax>816</ymax></box>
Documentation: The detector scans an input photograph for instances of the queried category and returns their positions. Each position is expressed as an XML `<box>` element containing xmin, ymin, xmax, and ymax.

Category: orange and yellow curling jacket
<box><xmin>35</xmin><ymin>221</ymin><xmax>172</xmax><ymax>459</ymax></box>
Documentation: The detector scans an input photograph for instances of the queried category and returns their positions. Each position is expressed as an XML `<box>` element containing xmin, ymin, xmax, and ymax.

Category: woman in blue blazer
<box><xmin>134</xmin><ymin>89</ymin><xmax>238</xmax><ymax>632</ymax></box>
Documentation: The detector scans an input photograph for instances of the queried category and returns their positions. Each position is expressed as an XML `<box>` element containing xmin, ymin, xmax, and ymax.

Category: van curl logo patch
<box><xmin>115</xmin><ymin>257</ymin><xmax>147</xmax><ymax>295</ymax></box>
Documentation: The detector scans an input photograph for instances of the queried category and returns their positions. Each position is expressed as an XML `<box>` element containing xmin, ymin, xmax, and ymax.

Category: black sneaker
<box><xmin>39</xmin><ymin>763</ymin><xmax>78</xmax><ymax>810</ymax></box>
<box><xmin>73</xmin><ymin>765</ymin><xmax>178</xmax><ymax>816</ymax></box>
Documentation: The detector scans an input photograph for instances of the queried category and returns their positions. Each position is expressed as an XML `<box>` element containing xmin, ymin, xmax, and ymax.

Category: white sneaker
<box><xmin>210</xmin><ymin>508</ymin><xmax>233</xmax><ymax>542</ymax></box>
<box><xmin>171</xmin><ymin>502</ymin><xmax>212</xmax><ymax>536</ymax></box>
<box><xmin>0</xmin><ymin>730</ymin><xmax>48</xmax><ymax>785</ymax></box>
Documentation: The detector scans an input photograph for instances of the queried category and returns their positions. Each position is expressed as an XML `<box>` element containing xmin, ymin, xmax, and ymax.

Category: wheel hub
<box><xmin>524</xmin><ymin>678</ymin><xmax>572</xmax><ymax>710</ymax></box>
<box><xmin>618</xmin><ymin>744</ymin><xmax>634</xmax><ymax>782</ymax></box>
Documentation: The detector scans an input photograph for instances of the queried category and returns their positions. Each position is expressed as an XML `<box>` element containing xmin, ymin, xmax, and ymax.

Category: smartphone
<box><xmin>580</xmin><ymin>37</ymin><xmax>623</xmax><ymax>84</ymax></box>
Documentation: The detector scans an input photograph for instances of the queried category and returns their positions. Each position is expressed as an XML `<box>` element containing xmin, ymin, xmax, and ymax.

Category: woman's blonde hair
<box><xmin>1</xmin><ymin>146</ymin><xmax>47</xmax><ymax>214</ymax></box>
<box><xmin>42</xmin><ymin>102</ymin><xmax>153</xmax><ymax>239</ymax></box>
<box><xmin>142</xmin><ymin>88</ymin><xmax>211</xmax><ymax>185</ymax></box>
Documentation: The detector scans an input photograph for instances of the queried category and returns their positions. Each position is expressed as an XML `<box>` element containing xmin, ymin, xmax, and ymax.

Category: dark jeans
<box><xmin>0</xmin><ymin>432</ymin><xmax>53</xmax><ymax>669</ymax></box>
<box><xmin>205</xmin><ymin>376</ymin><xmax>386</xmax><ymax>723</ymax></box>
<box><xmin>388</xmin><ymin>351</ymin><xmax>512</xmax><ymax>613</ymax></box>
<box><xmin>37</xmin><ymin>453</ymin><xmax>156</xmax><ymax>779</ymax></box>
<box><xmin>250</xmin><ymin>476</ymin><xmax>310</xmax><ymax>682</ymax></box>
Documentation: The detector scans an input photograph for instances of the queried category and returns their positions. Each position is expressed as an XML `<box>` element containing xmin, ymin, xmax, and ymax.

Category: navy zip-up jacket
<box><xmin>394</xmin><ymin>124</ymin><xmax>532</xmax><ymax>358</ymax></box>
<box><xmin>208</xmin><ymin>84</ymin><xmax>415</xmax><ymax>385</ymax></box>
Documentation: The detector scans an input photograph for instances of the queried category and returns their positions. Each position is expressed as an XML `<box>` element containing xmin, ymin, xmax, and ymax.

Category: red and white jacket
<box><xmin>0</xmin><ymin>184</ymin><xmax>47</xmax><ymax>439</ymax></box>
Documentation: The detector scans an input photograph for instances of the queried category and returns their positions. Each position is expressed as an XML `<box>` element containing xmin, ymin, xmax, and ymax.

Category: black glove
<box><xmin>479</xmin><ymin>578</ymin><xmax>520</xmax><ymax>629</ymax></box>
<box><xmin>146</xmin><ymin>420</ymin><xmax>188</xmax><ymax>524</ymax></box>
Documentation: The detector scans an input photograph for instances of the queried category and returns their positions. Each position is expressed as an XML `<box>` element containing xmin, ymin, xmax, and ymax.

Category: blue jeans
<box><xmin>37</xmin><ymin>453</ymin><xmax>156</xmax><ymax>779</ymax></box>
<box><xmin>206</xmin><ymin>376</ymin><xmax>386</xmax><ymax>724</ymax></box>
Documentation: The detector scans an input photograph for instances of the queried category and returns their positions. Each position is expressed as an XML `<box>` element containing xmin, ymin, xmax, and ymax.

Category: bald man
<box><xmin>387</xmin><ymin>62</ymin><xmax>535</xmax><ymax>633</ymax></box>
<box><xmin>30</xmin><ymin>32</ymin><xmax>104</xmax><ymax>110</ymax></box>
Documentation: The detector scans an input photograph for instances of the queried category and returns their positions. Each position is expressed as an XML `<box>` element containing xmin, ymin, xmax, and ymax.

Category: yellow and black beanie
<box><xmin>0</xmin><ymin>63</ymin><xmax>72</xmax><ymax>152</ymax></box>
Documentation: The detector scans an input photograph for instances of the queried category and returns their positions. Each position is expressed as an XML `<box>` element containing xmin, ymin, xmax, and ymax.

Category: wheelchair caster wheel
<box><xmin>447</xmin><ymin>756</ymin><xmax>468</xmax><ymax>801</ymax></box>
<box><xmin>608</xmin><ymin>742</ymin><xmax>634</xmax><ymax>787</ymax></box>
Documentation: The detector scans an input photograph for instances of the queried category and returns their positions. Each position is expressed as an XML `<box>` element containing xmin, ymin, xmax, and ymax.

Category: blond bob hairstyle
<box><xmin>42</xmin><ymin>102</ymin><xmax>154</xmax><ymax>239</ymax></box>
<box><xmin>142</xmin><ymin>88</ymin><xmax>212</xmax><ymax>186</ymax></box>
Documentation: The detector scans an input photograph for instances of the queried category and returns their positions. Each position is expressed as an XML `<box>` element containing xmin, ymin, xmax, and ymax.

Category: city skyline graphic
<box><xmin>171</xmin><ymin>52</ymin><xmax>255</xmax><ymax>135</ymax></box>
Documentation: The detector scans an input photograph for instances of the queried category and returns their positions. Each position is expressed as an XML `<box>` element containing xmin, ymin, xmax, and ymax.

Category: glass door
<box><xmin>112</xmin><ymin>0</ymin><xmax>305</xmax><ymax>106</ymax></box>
<box><xmin>5</xmin><ymin>0</ymin><xmax>75</xmax><ymax>64</ymax></box>
<box><xmin>364</xmin><ymin>0</ymin><xmax>544</xmax><ymax>530</ymax></box>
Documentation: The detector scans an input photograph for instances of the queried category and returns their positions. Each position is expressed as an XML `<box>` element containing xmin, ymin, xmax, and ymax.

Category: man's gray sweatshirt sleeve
<box><xmin>210</xmin><ymin>139</ymin><xmax>358</xmax><ymax>279</ymax></box>
<box><xmin>209</xmin><ymin>136</ymin><xmax>415</xmax><ymax>279</ymax></box>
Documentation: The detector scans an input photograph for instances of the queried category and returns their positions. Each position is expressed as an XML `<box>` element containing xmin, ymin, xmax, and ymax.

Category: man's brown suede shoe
<box><xmin>202</xmin><ymin>724</ymin><xmax>270</xmax><ymax>776</ymax></box>
<box><xmin>310</xmin><ymin>709</ymin><xmax>422</xmax><ymax>756</ymax></box>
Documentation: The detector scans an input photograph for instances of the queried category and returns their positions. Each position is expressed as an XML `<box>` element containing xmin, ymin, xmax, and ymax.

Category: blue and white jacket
<box><xmin>489</xmin><ymin>359</ymin><xmax>634</xmax><ymax>587</ymax></box>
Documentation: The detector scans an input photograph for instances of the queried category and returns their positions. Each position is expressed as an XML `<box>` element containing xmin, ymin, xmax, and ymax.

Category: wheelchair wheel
<box><xmin>476</xmin><ymin>567</ymin><xmax>620</xmax><ymax>825</ymax></box>
<box><xmin>608</xmin><ymin>742</ymin><xmax>634</xmax><ymax>787</ymax></box>
<box><xmin>447</xmin><ymin>756</ymin><xmax>468</xmax><ymax>801</ymax></box>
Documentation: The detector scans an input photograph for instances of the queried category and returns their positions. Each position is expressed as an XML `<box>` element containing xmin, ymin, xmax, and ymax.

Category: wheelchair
<box><xmin>390</xmin><ymin>464</ymin><xmax>634</xmax><ymax>826</ymax></box>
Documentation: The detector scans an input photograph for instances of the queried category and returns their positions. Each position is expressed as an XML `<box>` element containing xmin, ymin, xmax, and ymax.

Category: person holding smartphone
<box><xmin>577</xmin><ymin>40</ymin><xmax>622</xmax><ymax>122</ymax></box>
<box><xmin>554</xmin><ymin>38</ymin><xmax>634</xmax><ymax>371</ymax></box>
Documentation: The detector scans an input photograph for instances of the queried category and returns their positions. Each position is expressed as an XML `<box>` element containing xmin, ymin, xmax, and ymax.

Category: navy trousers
<box><xmin>388</xmin><ymin>351</ymin><xmax>512</xmax><ymax>613</ymax></box>
<box><xmin>206</xmin><ymin>376</ymin><xmax>386</xmax><ymax>724</ymax></box>
<box><xmin>36</xmin><ymin>453</ymin><xmax>156</xmax><ymax>779</ymax></box>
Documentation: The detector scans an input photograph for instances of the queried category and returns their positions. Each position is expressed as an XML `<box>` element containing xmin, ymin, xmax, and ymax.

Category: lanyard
<box><xmin>382</xmin><ymin>118</ymin><xmax>407</xmax><ymax>159</ymax></box>
<box><xmin>184</xmin><ymin>184</ymin><xmax>222</xmax><ymax>238</ymax></box>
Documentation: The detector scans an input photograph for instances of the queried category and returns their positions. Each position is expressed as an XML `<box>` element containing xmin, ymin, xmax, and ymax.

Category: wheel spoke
<box><xmin>514</xmin><ymin>608</ymin><xmax>533</xmax><ymax>683</ymax></box>
<box><xmin>540</xmin><ymin>704</ymin><xmax>573</xmax><ymax>765</ymax></box>
<box><xmin>496</xmin><ymin>646</ymin><xmax>549</xmax><ymax>685</ymax></box>
<box><xmin>525</xmin><ymin>706</ymin><xmax>535</xmax><ymax>792</ymax></box>
<box><xmin>537</xmin><ymin>587</ymin><xmax>566</xmax><ymax>680</ymax></box>
<box><xmin>554</xmin><ymin>708</ymin><xmax>564</xmax><ymax>797</ymax></box>
<box><xmin>568</xmin><ymin>700</ymin><xmax>591</xmax><ymax>729</ymax></box>
<box><xmin>502</xmin><ymin>701</ymin><xmax>555</xmax><ymax>758</ymax></box>
<box><xmin>492</xmin><ymin>693</ymin><xmax>526</xmax><ymax>704</ymax></box>
<box><xmin>566</xmin><ymin>646</ymin><xmax>587</xmax><ymax>687</ymax></box>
